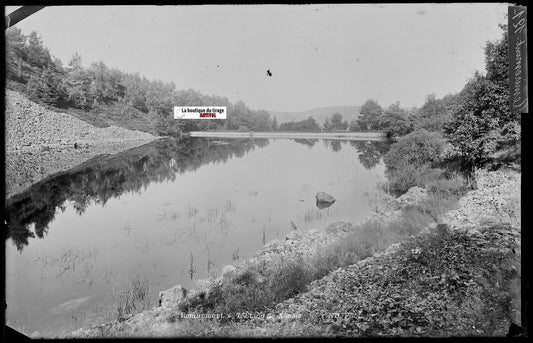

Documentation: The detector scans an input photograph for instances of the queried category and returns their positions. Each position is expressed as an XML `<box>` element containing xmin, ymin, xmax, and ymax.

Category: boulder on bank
<box><xmin>394</xmin><ymin>187</ymin><xmax>428</xmax><ymax>208</ymax></box>
<box><xmin>316</xmin><ymin>192</ymin><xmax>336</xmax><ymax>209</ymax></box>
<box><xmin>222</xmin><ymin>265</ymin><xmax>237</xmax><ymax>281</ymax></box>
<box><xmin>158</xmin><ymin>285</ymin><xmax>188</xmax><ymax>309</ymax></box>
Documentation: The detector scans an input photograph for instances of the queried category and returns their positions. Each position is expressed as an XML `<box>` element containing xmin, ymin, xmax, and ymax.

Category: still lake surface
<box><xmin>5</xmin><ymin>137</ymin><xmax>390</xmax><ymax>337</ymax></box>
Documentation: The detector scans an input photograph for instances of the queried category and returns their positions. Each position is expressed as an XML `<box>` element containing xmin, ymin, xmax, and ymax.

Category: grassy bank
<box><xmin>147</xmin><ymin>223</ymin><xmax>519</xmax><ymax>338</ymax></box>
<box><xmin>173</xmin><ymin>174</ymin><xmax>470</xmax><ymax>317</ymax></box>
<box><xmin>240</xmin><ymin>221</ymin><xmax>520</xmax><ymax>337</ymax></box>
<box><xmin>70</xmin><ymin>169</ymin><xmax>520</xmax><ymax>338</ymax></box>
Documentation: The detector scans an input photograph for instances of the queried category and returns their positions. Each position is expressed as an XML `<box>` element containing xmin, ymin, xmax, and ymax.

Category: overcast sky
<box><xmin>6</xmin><ymin>4</ymin><xmax>508</xmax><ymax>112</ymax></box>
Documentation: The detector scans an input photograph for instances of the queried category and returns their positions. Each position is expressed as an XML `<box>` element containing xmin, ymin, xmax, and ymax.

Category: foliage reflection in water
<box><xmin>5</xmin><ymin>137</ymin><xmax>390</xmax><ymax>337</ymax></box>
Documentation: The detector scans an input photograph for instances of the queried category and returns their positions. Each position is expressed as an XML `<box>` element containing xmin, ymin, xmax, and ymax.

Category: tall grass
<box><xmin>112</xmin><ymin>276</ymin><xmax>151</xmax><ymax>321</ymax></box>
<box><xmin>178</xmin><ymin>174</ymin><xmax>469</xmax><ymax>322</ymax></box>
<box><xmin>186</xmin><ymin>190</ymin><xmax>462</xmax><ymax>317</ymax></box>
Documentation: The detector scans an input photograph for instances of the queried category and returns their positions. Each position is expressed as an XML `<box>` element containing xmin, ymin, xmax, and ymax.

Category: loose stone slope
<box><xmin>5</xmin><ymin>89</ymin><xmax>155</xmax><ymax>151</ymax></box>
<box><xmin>5</xmin><ymin>90</ymin><xmax>159</xmax><ymax>198</ymax></box>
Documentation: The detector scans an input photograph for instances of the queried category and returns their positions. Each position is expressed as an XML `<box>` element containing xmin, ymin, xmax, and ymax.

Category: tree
<box><xmin>65</xmin><ymin>53</ymin><xmax>94</xmax><ymax>109</ymax></box>
<box><xmin>120</xmin><ymin>72</ymin><xmax>148</xmax><ymax>113</ymax></box>
<box><xmin>88</xmin><ymin>61</ymin><xmax>125</xmax><ymax>108</ymax></box>
<box><xmin>357</xmin><ymin>99</ymin><xmax>383</xmax><ymax>131</ymax></box>
<box><xmin>445</xmin><ymin>25</ymin><xmax>519</xmax><ymax>168</ymax></box>
<box><xmin>272</xmin><ymin>116</ymin><xmax>279</xmax><ymax>131</ymax></box>
<box><xmin>26</xmin><ymin>66</ymin><xmax>66</xmax><ymax>106</ymax></box>
<box><xmin>379</xmin><ymin>102</ymin><xmax>412</xmax><ymax>136</ymax></box>
<box><xmin>254</xmin><ymin>110</ymin><xmax>273</xmax><ymax>131</ymax></box>
<box><xmin>323</xmin><ymin>113</ymin><xmax>348</xmax><ymax>131</ymax></box>
<box><xmin>349</xmin><ymin>119</ymin><xmax>360</xmax><ymax>132</ymax></box>
<box><xmin>331</xmin><ymin>112</ymin><xmax>349</xmax><ymax>131</ymax></box>
<box><xmin>485</xmin><ymin>24</ymin><xmax>508</xmax><ymax>88</ymax></box>
<box><xmin>25</xmin><ymin>31</ymin><xmax>53</xmax><ymax>71</ymax></box>
<box><xmin>445</xmin><ymin>73</ymin><xmax>509</xmax><ymax>167</ymax></box>
<box><xmin>278</xmin><ymin>116</ymin><xmax>321</xmax><ymax>132</ymax></box>
<box><xmin>323</xmin><ymin>116</ymin><xmax>332</xmax><ymax>131</ymax></box>
<box><xmin>414</xmin><ymin>94</ymin><xmax>452</xmax><ymax>133</ymax></box>
<box><xmin>5</xmin><ymin>27</ymin><xmax>28</xmax><ymax>83</ymax></box>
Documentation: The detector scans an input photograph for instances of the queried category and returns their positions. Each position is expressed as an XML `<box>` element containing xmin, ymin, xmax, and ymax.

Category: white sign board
<box><xmin>174</xmin><ymin>106</ymin><xmax>227</xmax><ymax>120</ymax></box>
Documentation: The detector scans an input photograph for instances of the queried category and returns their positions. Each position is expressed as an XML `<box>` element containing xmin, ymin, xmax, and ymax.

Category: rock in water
<box><xmin>315</xmin><ymin>192</ymin><xmax>336</xmax><ymax>209</ymax></box>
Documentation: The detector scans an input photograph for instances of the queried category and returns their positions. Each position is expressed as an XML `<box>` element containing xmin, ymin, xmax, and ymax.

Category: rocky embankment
<box><xmin>240</xmin><ymin>169</ymin><xmax>521</xmax><ymax>337</ymax></box>
<box><xmin>70</xmin><ymin>169</ymin><xmax>521</xmax><ymax>338</ymax></box>
<box><xmin>70</xmin><ymin>187</ymin><xmax>431</xmax><ymax>337</ymax></box>
<box><xmin>5</xmin><ymin>90</ymin><xmax>159</xmax><ymax>198</ymax></box>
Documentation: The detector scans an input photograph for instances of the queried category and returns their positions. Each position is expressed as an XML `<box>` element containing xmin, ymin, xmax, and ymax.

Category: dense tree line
<box><xmin>380</xmin><ymin>24</ymin><xmax>519</xmax><ymax>193</ymax></box>
<box><xmin>5</xmin><ymin>27</ymin><xmax>277</xmax><ymax>135</ymax></box>
<box><xmin>278</xmin><ymin>113</ymin><xmax>356</xmax><ymax>132</ymax></box>
<box><xmin>6</xmin><ymin>24</ymin><xmax>518</xmax><ymax>169</ymax></box>
<box><xmin>356</xmin><ymin>99</ymin><xmax>442</xmax><ymax>136</ymax></box>
<box><xmin>323</xmin><ymin>113</ymin><xmax>349</xmax><ymax>131</ymax></box>
<box><xmin>445</xmin><ymin>25</ymin><xmax>519</xmax><ymax>169</ymax></box>
<box><xmin>278</xmin><ymin>116</ymin><xmax>321</xmax><ymax>132</ymax></box>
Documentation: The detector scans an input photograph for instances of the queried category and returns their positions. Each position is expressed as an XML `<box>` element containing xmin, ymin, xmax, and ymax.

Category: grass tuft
<box><xmin>112</xmin><ymin>276</ymin><xmax>151</xmax><ymax>321</ymax></box>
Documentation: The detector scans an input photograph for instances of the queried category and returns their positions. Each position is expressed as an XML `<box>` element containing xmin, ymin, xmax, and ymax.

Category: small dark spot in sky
<box><xmin>415</xmin><ymin>9</ymin><xmax>426</xmax><ymax>15</ymax></box>
<box><xmin>266</xmin><ymin>70</ymin><xmax>272</xmax><ymax>77</ymax></box>
<box><xmin>217</xmin><ymin>65</ymin><xmax>220</xmax><ymax>68</ymax></box>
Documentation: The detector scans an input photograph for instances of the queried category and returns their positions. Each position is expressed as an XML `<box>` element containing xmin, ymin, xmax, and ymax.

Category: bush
<box><xmin>384</xmin><ymin>162</ymin><xmax>434</xmax><ymax>195</ymax></box>
<box><xmin>425</xmin><ymin>171</ymin><xmax>471</xmax><ymax>196</ymax></box>
<box><xmin>384</xmin><ymin>129</ymin><xmax>446</xmax><ymax>173</ymax></box>
<box><xmin>383</xmin><ymin>130</ymin><xmax>449</xmax><ymax>194</ymax></box>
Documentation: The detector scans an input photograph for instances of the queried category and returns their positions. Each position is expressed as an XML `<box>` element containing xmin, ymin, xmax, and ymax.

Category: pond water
<box><xmin>5</xmin><ymin>137</ymin><xmax>390</xmax><ymax>337</ymax></box>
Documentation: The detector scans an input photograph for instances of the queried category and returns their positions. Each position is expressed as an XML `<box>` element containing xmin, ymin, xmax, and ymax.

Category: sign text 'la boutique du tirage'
<box><xmin>174</xmin><ymin>107</ymin><xmax>227</xmax><ymax>120</ymax></box>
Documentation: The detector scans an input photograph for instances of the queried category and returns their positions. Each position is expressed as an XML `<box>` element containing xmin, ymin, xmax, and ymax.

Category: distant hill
<box><xmin>268</xmin><ymin>106</ymin><xmax>361</xmax><ymax>124</ymax></box>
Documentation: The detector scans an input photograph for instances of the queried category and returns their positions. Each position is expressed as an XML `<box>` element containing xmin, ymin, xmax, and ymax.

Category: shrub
<box><xmin>383</xmin><ymin>130</ymin><xmax>453</xmax><ymax>194</ymax></box>
<box><xmin>384</xmin><ymin>129</ymin><xmax>446</xmax><ymax>173</ymax></box>
<box><xmin>424</xmin><ymin>171</ymin><xmax>471</xmax><ymax>196</ymax></box>
<box><xmin>270</xmin><ymin>259</ymin><xmax>312</xmax><ymax>300</ymax></box>
<box><xmin>384</xmin><ymin>162</ymin><xmax>433</xmax><ymax>195</ymax></box>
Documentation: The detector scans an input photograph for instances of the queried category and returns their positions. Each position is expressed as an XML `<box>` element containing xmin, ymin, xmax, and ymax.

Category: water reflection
<box><xmin>293</xmin><ymin>138</ymin><xmax>318</xmax><ymax>148</ymax></box>
<box><xmin>6</xmin><ymin>137</ymin><xmax>391</xmax><ymax>336</ymax></box>
<box><xmin>5</xmin><ymin>138</ymin><xmax>391</xmax><ymax>252</ymax></box>
<box><xmin>350</xmin><ymin>140</ymin><xmax>391</xmax><ymax>169</ymax></box>
<box><xmin>5</xmin><ymin>138</ymin><xmax>269</xmax><ymax>251</ymax></box>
